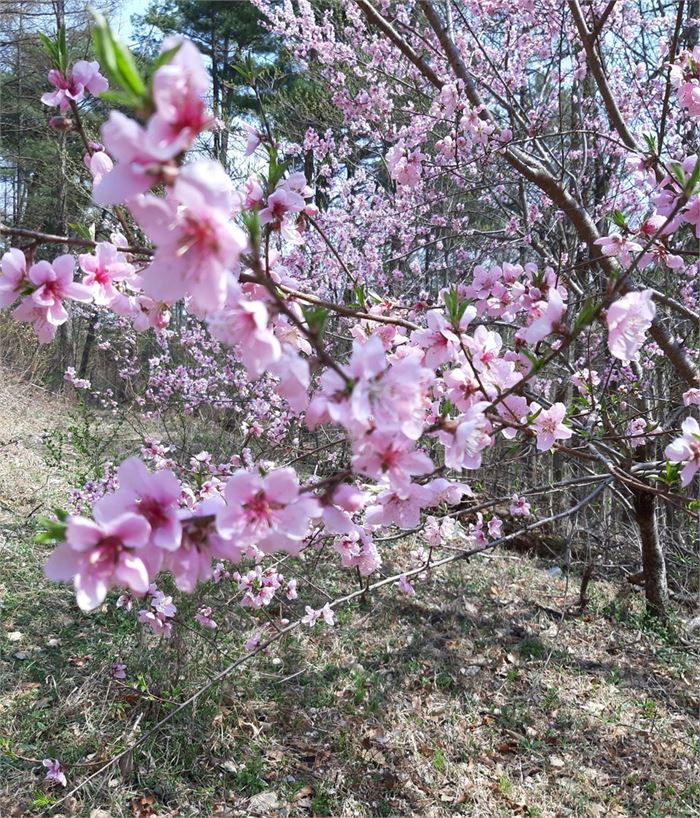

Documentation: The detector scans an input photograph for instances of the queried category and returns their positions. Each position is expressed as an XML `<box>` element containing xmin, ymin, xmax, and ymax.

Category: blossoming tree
<box><xmin>1</xmin><ymin>0</ymin><xmax>698</xmax><ymax>657</ymax></box>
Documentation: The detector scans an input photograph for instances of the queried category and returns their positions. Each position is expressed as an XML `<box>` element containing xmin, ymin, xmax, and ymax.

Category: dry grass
<box><xmin>0</xmin><ymin>372</ymin><xmax>699</xmax><ymax>818</ymax></box>
<box><xmin>0</xmin><ymin>367</ymin><xmax>72</xmax><ymax>522</ymax></box>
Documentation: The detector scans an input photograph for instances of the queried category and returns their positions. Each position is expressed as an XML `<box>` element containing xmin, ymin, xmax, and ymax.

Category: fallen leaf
<box><xmin>248</xmin><ymin>791</ymin><xmax>279</xmax><ymax>814</ymax></box>
<box><xmin>292</xmin><ymin>784</ymin><xmax>313</xmax><ymax>802</ymax></box>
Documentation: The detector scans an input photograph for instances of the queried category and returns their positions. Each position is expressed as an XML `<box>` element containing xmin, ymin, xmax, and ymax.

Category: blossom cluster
<box><xmin>0</xmin><ymin>20</ymin><xmax>696</xmax><ymax>625</ymax></box>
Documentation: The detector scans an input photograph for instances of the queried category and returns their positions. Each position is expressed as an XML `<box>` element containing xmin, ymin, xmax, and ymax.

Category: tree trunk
<box><xmin>632</xmin><ymin>488</ymin><xmax>668</xmax><ymax>620</ymax></box>
<box><xmin>78</xmin><ymin>317</ymin><xmax>96</xmax><ymax>380</ymax></box>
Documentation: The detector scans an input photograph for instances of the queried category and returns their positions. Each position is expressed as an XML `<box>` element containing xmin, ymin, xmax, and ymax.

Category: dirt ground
<box><xmin>0</xmin><ymin>370</ymin><xmax>699</xmax><ymax>818</ymax></box>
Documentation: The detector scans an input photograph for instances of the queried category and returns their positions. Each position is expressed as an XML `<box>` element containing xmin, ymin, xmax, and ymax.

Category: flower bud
<box><xmin>48</xmin><ymin>116</ymin><xmax>73</xmax><ymax>132</ymax></box>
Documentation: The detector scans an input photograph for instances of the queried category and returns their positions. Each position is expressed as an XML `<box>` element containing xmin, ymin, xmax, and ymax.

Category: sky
<box><xmin>112</xmin><ymin>0</ymin><xmax>146</xmax><ymax>45</ymax></box>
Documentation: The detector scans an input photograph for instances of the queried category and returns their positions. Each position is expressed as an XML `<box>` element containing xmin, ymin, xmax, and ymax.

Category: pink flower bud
<box><xmin>48</xmin><ymin>116</ymin><xmax>74</xmax><ymax>131</ymax></box>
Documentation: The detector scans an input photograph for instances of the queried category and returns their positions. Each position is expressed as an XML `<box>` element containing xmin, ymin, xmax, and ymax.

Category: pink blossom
<box><xmin>364</xmin><ymin>483</ymin><xmax>432</xmax><ymax>529</ymax></box>
<box><xmin>195</xmin><ymin>606</ymin><xmax>217</xmax><ymax>629</ymax></box>
<box><xmin>509</xmin><ymin>494</ymin><xmax>531</xmax><ymax>516</ymax></box>
<box><xmin>333</xmin><ymin>526</ymin><xmax>380</xmax><ymax>574</ymax></box>
<box><xmin>0</xmin><ymin>248</ymin><xmax>27</xmax><ymax>307</ymax></box>
<box><xmin>208</xmin><ymin>285</ymin><xmax>281</xmax><ymax>376</ymax></box>
<box><xmin>594</xmin><ymin>233</ymin><xmax>642</xmax><ymax>267</ymax></box>
<box><xmin>519</xmin><ymin>288</ymin><xmax>566</xmax><ymax>345</ymax></box>
<box><xmin>96</xmin><ymin>41</ymin><xmax>212</xmax><ymax>195</ymax></box>
<box><xmin>683</xmin><ymin>388</ymin><xmax>700</xmax><ymax>407</ymax></box>
<box><xmin>396</xmin><ymin>574</ymin><xmax>415</xmax><ymax>596</ymax></box>
<box><xmin>79</xmin><ymin>242</ymin><xmax>134</xmax><ymax>304</ymax></box>
<box><xmin>530</xmin><ymin>402</ymin><xmax>572</xmax><ymax>451</ymax></box>
<box><xmin>26</xmin><ymin>256</ymin><xmax>92</xmax><ymax>325</ymax></box>
<box><xmin>317</xmin><ymin>335</ymin><xmax>429</xmax><ymax>436</ymax></box>
<box><xmin>151</xmin><ymin>37</ymin><xmax>214</xmax><ymax>151</ymax></box>
<box><xmin>386</xmin><ymin>143</ymin><xmax>426</xmax><ymax>187</ymax></box>
<box><xmin>42</xmin><ymin>759</ymin><xmax>67</xmax><ymax>787</ymax></box>
<box><xmin>64</xmin><ymin>367</ymin><xmax>91</xmax><ymax>390</ymax></box>
<box><xmin>439</xmin><ymin>402</ymin><xmax>492</xmax><ymax>469</ymax></box>
<box><xmin>116</xmin><ymin>592</ymin><xmax>134</xmax><ymax>611</ymax></box>
<box><xmin>627</xmin><ymin>417</ymin><xmax>649</xmax><ymax>448</ymax></box>
<box><xmin>243</xmin><ymin>176</ymin><xmax>265</xmax><ymax>209</ymax></box>
<box><xmin>487</xmin><ymin>515</ymin><xmax>503</xmax><ymax>538</ymax></box>
<box><xmin>424</xmin><ymin>515</ymin><xmax>442</xmax><ymax>547</ymax></box>
<box><xmin>465</xmin><ymin>325</ymin><xmax>502</xmax><ymax>372</ymax></box>
<box><xmin>665</xmin><ymin>416</ymin><xmax>700</xmax><ymax>486</ymax></box>
<box><xmin>213</xmin><ymin>561</ymin><xmax>230</xmax><ymax>583</ymax></box>
<box><xmin>150</xmin><ymin>586</ymin><xmax>177</xmax><ymax>617</ymax></box>
<box><xmin>217</xmin><ymin>468</ymin><xmax>320</xmax><ymax>555</ymax></box>
<box><xmin>44</xmin><ymin>504</ymin><xmax>152</xmax><ymax>611</ymax></box>
<box><xmin>321</xmin><ymin>483</ymin><xmax>364</xmax><ymax>534</ymax></box>
<box><xmin>169</xmin><ymin>496</ymin><xmax>241</xmax><ymax>592</ymax></box>
<box><xmin>93</xmin><ymin>111</ymin><xmax>180</xmax><ymax>204</ymax></box>
<box><xmin>98</xmin><ymin>457</ymin><xmax>182</xmax><ymax>552</ymax></box>
<box><xmin>130</xmin><ymin>161</ymin><xmax>246</xmax><ymax>313</ymax></box>
<box><xmin>606</xmin><ymin>290</ymin><xmax>656</xmax><ymax>363</ymax></box>
<box><xmin>41</xmin><ymin>61</ymin><xmax>108</xmax><ymax>111</ymax></box>
<box><xmin>442</xmin><ymin>365</ymin><xmax>481</xmax><ymax>411</ymax></box>
<box><xmin>259</xmin><ymin>187</ymin><xmax>306</xmax><ymax>227</ymax></box>
<box><xmin>84</xmin><ymin>150</ymin><xmax>114</xmax><ymax>189</ymax></box>
<box><xmin>244</xmin><ymin>632</ymin><xmax>261</xmax><ymax>652</ymax></box>
<box><xmin>424</xmin><ymin>478</ymin><xmax>473</xmax><ymax>505</ymax></box>
<box><xmin>352</xmin><ymin>433</ymin><xmax>433</xmax><ymax>493</ymax></box>
<box><xmin>243</xmin><ymin>123</ymin><xmax>263</xmax><ymax>156</ymax></box>
<box><xmin>302</xmin><ymin>603</ymin><xmax>335</xmax><ymax>626</ymax></box>
<box><xmin>468</xmin><ymin>264</ymin><xmax>503</xmax><ymax>300</ymax></box>
<box><xmin>270</xmin><ymin>350</ymin><xmax>311</xmax><ymax>411</ymax></box>
<box><xmin>570</xmin><ymin>368</ymin><xmax>601</xmax><ymax>395</ymax></box>
<box><xmin>411</xmin><ymin>309</ymin><xmax>467</xmax><ymax>368</ymax></box>
<box><xmin>138</xmin><ymin>609</ymin><xmax>173</xmax><ymax>637</ymax></box>
<box><xmin>111</xmin><ymin>662</ymin><xmax>127</xmax><ymax>680</ymax></box>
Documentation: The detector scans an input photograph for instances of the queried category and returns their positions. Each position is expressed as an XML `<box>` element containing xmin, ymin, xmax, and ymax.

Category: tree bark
<box><xmin>632</xmin><ymin>488</ymin><xmax>668</xmax><ymax>620</ymax></box>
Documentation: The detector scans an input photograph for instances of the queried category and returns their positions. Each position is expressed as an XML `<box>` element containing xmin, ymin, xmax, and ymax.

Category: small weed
<box><xmin>519</xmin><ymin>638</ymin><xmax>547</xmax><ymax>660</ymax></box>
<box><xmin>605</xmin><ymin>665</ymin><xmax>622</xmax><ymax>685</ymax></box>
<box><xmin>233</xmin><ymin>755</ymin><xmax>268</xmax><ymax>796</ymax></box>
<box><xmin>498</xmin><ymin>776</ymin><xmax>513</xmax><ymax>795</ymax></box>
<box><xmin>432</xmin><ymin>747</ymin><xmax>445</xmax><ymax>772</ymax></box>
<box><xmin>311</xmin><ymin>784</ymin><xmax>333</xmax><ymax>816</ymax></box>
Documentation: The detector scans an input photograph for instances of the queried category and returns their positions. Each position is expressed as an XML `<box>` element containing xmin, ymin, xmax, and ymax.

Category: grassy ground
<box><xmin>1</xmin><ymin>372</ymin><xmax>699</xmax><ymax>818</ymax></box>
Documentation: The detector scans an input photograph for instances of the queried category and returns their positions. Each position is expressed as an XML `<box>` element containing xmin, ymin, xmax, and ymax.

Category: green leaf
<box><xmin>669</xmin><ymin>161</ymin><xmax>685</xmax><ymax>187</ymax></box>
<box><xmin>684</xmin><ymin>154</ymin><xmax>700</xmax><ymax>196</ymax></box>
<box><xmin>150</xmin><ymin>44</ymin><xmax>181</xmax><ymax>73</ymax></box>
<box><xmin>34</xmin><ymin>514</ymin><xmax>68</xmax><ymax>545</ymax></box>
<box><xmin>241</xmin><ymin>210</ymin><xmax>260</xmax><ymax>245</ymax></box>
<box><xmin>521</xmin><ymin>348</ymin><xmax>540</xmax><ymax>371</ymax></box>
<box><xmin>573</xmin><ymin>297</ymin><xmax>600</xmax><ymax>331</ymax></box>
<box><xmin>351</xmin><ymin>283</ymin><xmax>368</xmax><ymax>310</ymax></box>
<box><xmin>57</xmin><ymin>24</ymin><xmax>68</xmax><ymax>73</ymax></box>
<box><xmin>301</xmin><ymin>305</ymin><xmax>329</xmax><ymax>337</ymax></box>
<box><xmin>610</xmin><ymin>210</ymin><xmax>626</xmax><ymax>229</ymax></box>
<box><xmin>92</xmin><ymin>11</ymin><xmax>146</xmax><ymax>104</ymax></box>
<box><xmin>98</xmin><ymin>89</ymin><xmax>144</xmax><ymax>108</ymax></box>
<box><xmin>68</xmin><ymin>223</ymin><xmax>94</xmax><ymax>242</ymax></box>
<box><xmin>38</xmin><ymin>32</ymin><xmax>60</xmax><ymax>69</ymax></box>
<box><xmin>112</xmin><ymin>36</ymin><xmax>146</xmax><ymax>98</ymax></box>
<box><xmin>642</xmin><ymin>133</ymin><xmax>657</xmax><ymax>153</ymax></box>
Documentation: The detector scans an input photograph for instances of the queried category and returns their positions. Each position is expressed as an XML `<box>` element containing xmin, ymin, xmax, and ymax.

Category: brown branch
<box><xmin>354</xmin><ymin>0</ymin><xmax>442</xmax><ymax>89</ymax></box>
<box><xmin>567</xmin><ymin>0</ymin><xmax>639</xmax><ymax>152</ymax></box>
<box><xmin>0</xmin><ymin>223</ymin><xmax>152</xmax><ymax>257</ymax></box>
<box><xmin>590</xmin><ymin>0</ymin><xmax>619</xmax><ymax>41</ymax></box>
